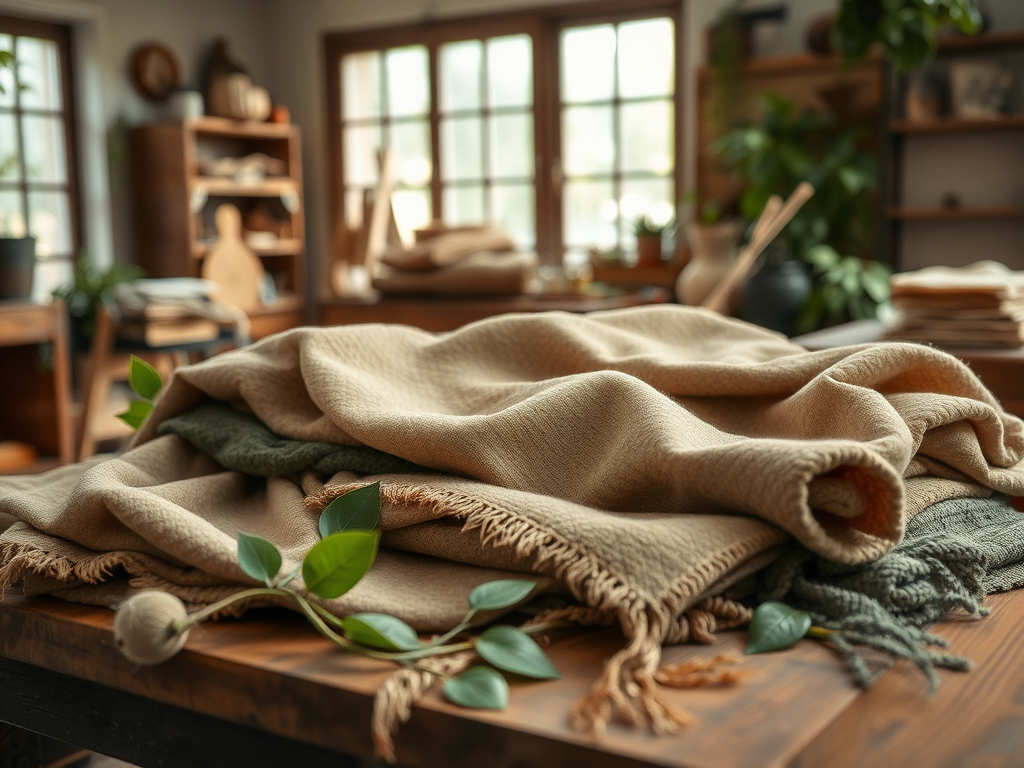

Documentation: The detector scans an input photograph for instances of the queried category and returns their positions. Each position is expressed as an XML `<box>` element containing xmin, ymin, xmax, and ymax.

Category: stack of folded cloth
<box><xmin>112</xmin><ymin>278</ymin><xmax>246</xmax><ymax>346</ymax></box>
<box><xmin>372</xmin><ymin>224</ymin><xmax>537</xmax><ymax>296</ymax></box>
<box><xmin>885</xmin><ymin>260</ymin><xmax>1024</xmax><ymax>347</ymax></box>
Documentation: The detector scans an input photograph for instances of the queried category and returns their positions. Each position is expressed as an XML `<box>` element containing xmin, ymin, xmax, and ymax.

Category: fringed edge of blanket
<box><xmin>308</xmin><ymin>481</ymin><xmax>782</xmax><ymax>761</ymax></box>
<box><xmin>0</xmin><ymin>539</ymin><xmax>124</xmax><ymax>594</ymax></box>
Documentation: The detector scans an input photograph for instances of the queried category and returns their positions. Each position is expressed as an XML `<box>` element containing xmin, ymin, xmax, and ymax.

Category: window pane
<box><xmin>618</xmin><ymin>19</ymin><xmax>674</xmax><ymax>99</ymax></box>
<box><xmin>0</xmin><ymin>112</ymin><xmax>21</xmax><ymax>182</ymax></box>
<box><xmin>561</xmin><ymin>25</ymin><xmax>615</xmax><ymax>104</ymax></box>
<box><xmin>619</xmin><ymin>177</ymin><xmax>674</xmax><ymax>246</ymax></box>
<box><xmin>16</xmin><ymin>37</ymin><xmax>62</xmax><ymax>111</ymax></box>
<box><xmin>0</xmin><ymin>189</ymin><xmax>26</xmax><ymax>237</ymax></box>
<box><xmin>390</xmin><ymin>119</ymin><xmax>432</xmax><ymax>186</ymax></box>
<box><xmin>490</xmin><ymin>113</ymin><xmax>533</xmax><ymax>179</ymax></box>
<box><xmin>492</xmin><ymin>183</ymin><xmax>534</xmax><ymax>248</ymax></box>
<box><xmin>440</xmin><ymin>116</ymin><xmax>483</xmax><ymax>181</ymax></box>
<box><xmin>392</xmin><ymin>188</ymin><xmax>432</xmax><ymax>243</ymax></box>
<box><xmin>28</xmin><ymin>189</ymin><xmax>72</xmax><ymax>257</ymax></box>
<box><xmin>0</xmin><ymin>34</ymin><xmax>13</xmax><ymax>108</ymax></box>
<box><xmin>488</xmin><ymin>35</ymin><xmax>532</xmax><ymax>108</ymax></box>
<box><xmin>564</xmin><ymin>180</ymin><xmax>616</xmax><ymax>249</ymax></box>
<box><xmin>32</xmin><ymin>256</ymin><xmax>71</xmax><ymax>304</ymax></box>
<box><xmin>343</xmin><ymin>125</ymin><xmax>382</xmax><ymax>185</ymax></box>
<box><xmin>22</xmin><ymin>114</ymin><xmax>67</xmax><ymax>183</ymax></box>
<box><xmin>342</xmin><ymin>52</ymin><xmax>381</xmax><ymax>120</ymax></box>
<box><xmin>620</xmin><ymin>101</ymin><xmax>673</xmax><ymax>174</ymax></box>
<box><xmin>443</xmin><ymin>184</ymin><xmax>485</xmax><ymax>226</ymax></box>
<box><xmin>386</xmin><ymin>46</ymin><xmax>429</xmax><ymax>117</ymax></box>
<box><xmin>440</xmin><ymin>40</ymin><xmax>482</xmax><ymax>112</ymax></box>
<box><xmin>562</xmin><ymin>105</ymin><xmax>614</xmax><ymax>176</ymax></box>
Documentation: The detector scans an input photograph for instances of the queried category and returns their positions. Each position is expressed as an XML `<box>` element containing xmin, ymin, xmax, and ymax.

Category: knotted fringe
<box><xmin>0</xmin><ymin>540</ymin><xmax>124</xmax><ymax>595</ymax></box>
<box><xmin>757</xmin><ymin>533</ymin><xmax>988</xmax><ymax>692</ymax></box>
<box><xmin>311</xmin><ymin>480</ymin><xmax>771</xmax><ymax>761</ymax></box>
<box><xmin>654</xmin><ymin>653</ymin><xmax>751</xmax><ymax>688</ymax></box>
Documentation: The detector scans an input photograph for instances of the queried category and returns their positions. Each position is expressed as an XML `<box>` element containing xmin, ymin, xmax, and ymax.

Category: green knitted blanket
<box><xmin>157</xmin><ymin>401</ymin><xmax>430</xmax><ymax>478</ymax></box>
<box><xmin>757</xmin><ymin>495</ymin><xmax>1024</xmax><ymax>688</ymax></box>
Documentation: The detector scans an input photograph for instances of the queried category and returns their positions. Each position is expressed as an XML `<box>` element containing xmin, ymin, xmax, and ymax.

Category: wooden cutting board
<box><xmin>202</xmin><ymin>203</ymin><xmax>266</xmax><ymax>312</ymax></box>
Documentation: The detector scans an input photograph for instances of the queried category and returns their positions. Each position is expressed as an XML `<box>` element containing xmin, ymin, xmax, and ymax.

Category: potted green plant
<box><xmin>51</xmin><ymin>256</ymin><xmax>144</xmax><ymax>350</ymax></box>
<box><xmin>632</xmin><ymin>215</ymin><xmax>670</xmax><ymax>268</ymax></box>
<box><xmin>834</xmin><ymin>0</ymin><xmax>981</xmax><ymax>73</ymax></box>
<box><xmin>0</xmin><ymin>47</ymin><xmax>36</xmax><ymax>300</ymax></box>
<box><xmin>712</xmin><ymin>93</ymin><xmax>888</xmax><ymax>332</ymax></box>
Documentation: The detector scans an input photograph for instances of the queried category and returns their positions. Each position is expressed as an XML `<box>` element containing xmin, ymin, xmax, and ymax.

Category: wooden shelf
<box><xmin>184</xmin><ymin>116</ymin><xmax>295</xmax><ymax>139</ymax></box>
<box><xmin>887</xmin><ymin>206</ymin><xmax>1024</xmax><ymax>220</ymax></box>
<box><xmin>192</xmin><ymin>177</ymin><xmax>298</xmax><ymax>197</ymax></box>
<box><xmin>890</xmin><ymin>115</ymin><xmax>1024</xmax><ymax>134</ymax></box>
<box><xmin>249</xmin><ymin>294</ymin><xmax>304</xmax><ymax>316</ymax></box>
<box><xmin>935</xmin><ymin>29</ymin><xmax>1024</xmax><ymax>54</ymax></box>
<box><xmin>192</xmin><ymin>238</ymin><xmax>303</xmax><ymax>259</ymax></box>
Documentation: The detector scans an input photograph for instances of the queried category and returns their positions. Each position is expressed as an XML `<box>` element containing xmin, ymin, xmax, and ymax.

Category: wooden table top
<box><xmin>3</xmin><ymin>588</ymin><xmax>1023</xmax><ymax>768</ymax></box>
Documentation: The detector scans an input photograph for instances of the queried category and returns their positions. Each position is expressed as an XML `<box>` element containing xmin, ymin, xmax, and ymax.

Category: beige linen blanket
<box><xmin>3</xmin><ymin>305</ymin><xmax>1024</xmax><ymax>739</ymax></box>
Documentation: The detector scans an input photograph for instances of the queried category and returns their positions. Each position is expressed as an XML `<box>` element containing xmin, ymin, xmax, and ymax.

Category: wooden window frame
<box><xmin>323</xmin><ymin>0</ymin><xmax>683</xmax><ymax>262</ymax></box>
<box><xmin>0</xmin><ymin>13</ymin><xmax>81</xmax><ymax>266</ymax></box>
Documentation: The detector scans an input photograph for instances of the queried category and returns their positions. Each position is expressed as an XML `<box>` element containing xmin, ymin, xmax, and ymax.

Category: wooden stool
<box><xmin>76</xmin><ymin>307</ymin><xmax>231</xmax><ymax>460</ymax></box>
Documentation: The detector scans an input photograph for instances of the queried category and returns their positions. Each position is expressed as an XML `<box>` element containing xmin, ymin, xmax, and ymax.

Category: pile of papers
<box><xmin>112</xmin><ymin>279</ymin><xmax>238</xmax><ymax>347</ymax></box>
<box><xmin>885</xmin><ymin>261</ymin><xmax>1024</xmax><ymax>347</ymax></box>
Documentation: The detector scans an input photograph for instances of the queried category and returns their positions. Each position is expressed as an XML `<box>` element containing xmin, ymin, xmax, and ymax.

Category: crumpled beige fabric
<box><xmin>2</xmin><ymin>304</ymin><xmax>1024</xmax><ymax>742</ymax></box>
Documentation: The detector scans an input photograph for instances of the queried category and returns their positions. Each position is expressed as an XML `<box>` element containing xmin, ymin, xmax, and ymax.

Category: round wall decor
<box><xmin>130</xmin><ymin>43</ymin><xmax>181</xmax><ymax>102</ymax></box>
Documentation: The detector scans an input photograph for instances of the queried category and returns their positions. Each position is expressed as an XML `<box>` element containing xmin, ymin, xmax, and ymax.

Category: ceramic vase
<box><xmin>636</xmin><ymin>235</ymin><xmax>663</xmax><ymax>268</ymax></box>
<box><xmin>0</xmin><ymin>237</ymin><xmax>36</xmax><ymax>300</ymax></box>
<box><xmin>739</xmin><ymin>256</ymin><xmax>813</xmax><ymax>337</ymax></box>
<box><xmin>676</xmin><ymin>221</ymin><xmax>741</xmax><ymax>306</ymax></box>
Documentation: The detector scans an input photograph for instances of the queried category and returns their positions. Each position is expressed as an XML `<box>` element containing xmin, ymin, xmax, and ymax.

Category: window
<box><xmin>324</xmin><ymin>0</ymin><xmax>680</xmax><ymax>263</ymax></box>
<box><xmin>0</xmin><ymin>15</ymin><xmax>78</xmax><ymax>301</ymax></box>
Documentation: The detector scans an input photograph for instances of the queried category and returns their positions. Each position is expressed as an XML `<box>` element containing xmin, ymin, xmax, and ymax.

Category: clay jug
<box><xmin>676</xmin><ymin>221</ymin><xmax>741</xmax><ymax>306</ymax></box>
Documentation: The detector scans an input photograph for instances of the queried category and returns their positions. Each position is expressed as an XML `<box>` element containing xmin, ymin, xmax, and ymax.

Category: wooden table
<box><xmin>794</xmin><ymin>319</ymin><xmax>1024</xmax><ymax>418</ymax></box>
<box><xmin>319</xmin><ymin>287</ymin><xmax>671</xmax><ymax>333</ymax></box>
<box><xmin>2</xmin><ymin>588</ymin><xmax>1024</xmax><ymax>768</ymax></box>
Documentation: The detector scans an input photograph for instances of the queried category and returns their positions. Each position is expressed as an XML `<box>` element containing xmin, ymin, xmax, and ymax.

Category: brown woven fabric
<box><xmin>379</xmin><ymin>225</ymin><xmax>516</xmax><ymax>271</ymax></box>
<box><xmin>372</xmin><ymin>251</ymin><xmax>536</xmax><ymax>296</ymax></box>
<box><xmin>3</xmin><ymin>304</ymin><xmax>1024</xmax><ymax>741</ymax></box>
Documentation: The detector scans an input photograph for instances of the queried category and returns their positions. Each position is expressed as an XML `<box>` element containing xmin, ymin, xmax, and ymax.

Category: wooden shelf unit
<box><xmin>881</xmin><ymin>31</ymin><xmax>1024</xmax><ymax>269</ymax></box>
<box><xmin>129</xmin><ymin>117</ymin><xmax>306</xmax><ymax>341</ymax></box>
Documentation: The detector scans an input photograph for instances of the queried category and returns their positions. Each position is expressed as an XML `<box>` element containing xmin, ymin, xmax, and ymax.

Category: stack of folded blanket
<box><xmin>885</xmin><ymin>260</ymin><xmax>1024</xmax><ymax>347</ymax></box>
<box><xmin>372</xmin><ymin>225</ymin><xmax>537</xmax><ymax>295</ymax></box>
<box><xmin>2</xmin><ymin>305</ymin><xmax>1024</xmax><ymax>753</ymax></box>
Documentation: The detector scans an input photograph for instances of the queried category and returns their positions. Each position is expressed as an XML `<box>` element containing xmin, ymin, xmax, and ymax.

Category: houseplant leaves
<box><xmin>236</xmin><ymin>532</ymin><xmax>282</xmax><ymax>586</ymax></box>
<box><xmin>302</xmin><ymin>530</ymin><xmax>379</xmax><ymax>599</ymax></box>
<box><xmin>468</xmin><ymin>580</ymin><xmax>537</xmax><ymax>612</ymax></box>
<box><xmin>443</xmin><ymin>666</ymin><xmax>509</xmax><ymax>709</ymax></box>
<box><xmin>319</xmin><ymin>482</ymin><xmax>381</xmax><ymax>538</ymax></box>
<box><xmin>476</xmin><ymin>625</ymin><xmax>560</xmax><ymax>680</ymax></box>
<box><xmin>746</xmin><ymin>601</ymin><xmax>811</xmax><ymax>654</ymax></box>
<box><xmin>342</xmin><ymin>613</ymin><xmax>420</xmax><ymax>651</ymax></box>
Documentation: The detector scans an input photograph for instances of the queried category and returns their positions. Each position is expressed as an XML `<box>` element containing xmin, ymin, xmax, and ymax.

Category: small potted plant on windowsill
<box><xmin>0</xmin><ymin>47</ymin><xmax>36</xmax><ymax>301</ymax></box>
<box><xmin>633</xmin><ymin>215</ymin><xmax>671</xmax><ymax>268</ymax></box>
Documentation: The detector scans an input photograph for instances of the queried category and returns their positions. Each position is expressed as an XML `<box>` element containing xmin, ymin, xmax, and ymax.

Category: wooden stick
<box><xmin>701</xmin><ymin>182</ymin><xmax>814</xmax><ymax>314</ymax></box>
<box><xmin>752</xmin><ymin>195</ymin><xmax>782</xmax><ymax>242</ymax></box>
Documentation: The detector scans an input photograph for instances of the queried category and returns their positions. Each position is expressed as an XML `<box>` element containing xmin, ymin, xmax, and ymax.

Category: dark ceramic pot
<box><xmin>0</xmin><ymin>236</ymin><xmax>36</xmax><ymax>300</ymax></box>
<box><xmin>740</xmin><ymin>257</ymin><xmax>813</xmax><ymax>337</ymax></box>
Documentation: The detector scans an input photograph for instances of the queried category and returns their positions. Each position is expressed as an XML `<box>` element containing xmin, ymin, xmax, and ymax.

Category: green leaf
<box><xmin>443</xmin><ymin>666</ymin><xmax>509</xmax><ymax>710</ymax></box>
<box><xmin>302</xmin><ymin>530</ymin><xmax>379</xmax><ymax>599</ymax></box>
<box><xmin>468</xmin><ymin>580</ymin><xmax>537</xmax><ymax>612</ymax></box>
<box><xmin>746</xmin><ymin>601</ymin><xmax>812</xmax><ymax>654</ymax></box>
<box><xmin>342</xmin><ymin>613</ymin><xmax>420</xmax><ymax>651</ymax></box>
<box><xmin>115</xmin><ymin>400</ymin><xmax>153</xmax><ymax>430</ymax></box>
<box><xmin>319</xmin><ymin>481</ymin><xmax>381</xmax><ymax>538</ymax></box>
<box><xmin>476</xmin><ymin>625</ymin><xmax>560</xmax><ymax>680</ymax></box>
<box><xmin>236</xmin><ymin>532</ymin><xmax>282</xmax><ymax>586</ymax></box>
<box><xmin>128</xmin><ymin>355</ymin><xmax>163</xmax><ymax>400</ymax></box>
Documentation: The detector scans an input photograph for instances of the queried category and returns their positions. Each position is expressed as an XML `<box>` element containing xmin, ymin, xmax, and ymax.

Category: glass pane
<box><xmin>562</xmin><ymin>105</ymin><xmax>614</xmax><ymax>176</ymax></box>
<box><xmin>0</xmin><ymin>34</ymin><xmax>13</xmax><ymax>108</ymax></box>
<box><xmin>342</xmin><ymin>52</ymin><xmax>381</xmax><ymax>120</ymax></box>
<box><xmin>32</xmin><ymin>256</ymin><xmax>72</xmax><ymax>304</ymax></box>
<box><xmin>0</xmin><ymin>189</ymin><xmax>26</xmax><ymax>237</ymax></box>
<box><xmin>28</xmin><ymin>189</ymin><xmax>72</xmax><ymax>257</ymax></box>
<box><xmin>490</xmin><ymin>113</ymin><xmax>533</xmax><ymax>179</ymax></box>
<box><xmin>440</xmin><ymin>116</ymin><xmax>483</xmax><ymax>181</ymax></box>
<box><xmin>0</xmin><ymin>113</ymin><xmax>21</xmax><ymax>182</ymax></box>
<box><xmin>390</xmin><ymin>119</ymin><xmax>432</xmax><ymax>186</ymax></box>
<box><xmin>491</xmin><ymin>183</ymin><xmax>534</xmax><ymax>249</ymax></box>
<box><xmin>440</xmin><ymin>40</ymin><xmax>482</xmax><ymax>112</ymax></box>
<box><xmin>343</xmin><ymin>124</ymin><xmax>382</xmax><ymax>185</ymax></box>
<box><xmin>620</xmin><ymin>100</ymin><xmax>673</xmax><ymax>174</ymax></box>
<box><xmin>386</xmin><ymin>46</ymin><xmax>429</xmax><ymax>117</ymax></box>
<box><xmin>564</xmin><ymin>180</ymin><xmax>617</xmax><ymax>249</ymax></box>
<box><xmin>392</xmin><ymin>187</ymin><xmax>432</xmax><ymax>243</ymax></box>
<box><xmin>488</xmin><ymin>35</ymin><xmax>532</xmax><ymax>108</ymax></box>
<box><xmin>618</xmin><ymin>19</ymin><xmax>674</xmax><ymax>99</ymax></box>
<box><xmin>17</xmin><ymin>37</ymin><xmax>62</xmax><ymax>111</ymax></box>
<box><xmin>443</xmin><ymin>184</ymin><xmax>485</xmax><ymax>226</ymax></box>
<box><xmin>619</xmin><ymin>177</ymin><xmax>674</xmax><ymax>247</ymax></box>
<box><xmin>22</xmin><ymin>114</ymin><xmax>67</xmax><ymax>183</ymax></box>
<box><xmin>561</xmin><ymin>25</ymin><xmax>615</xmax><ymax>104</ymax></box>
